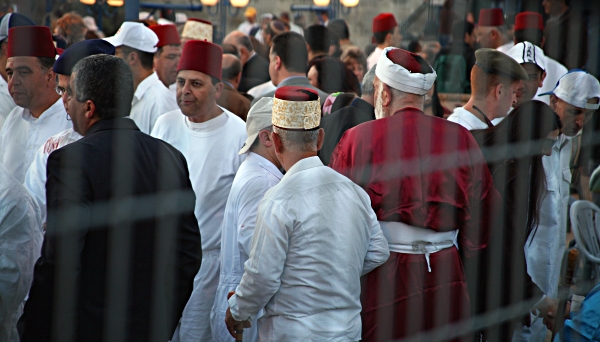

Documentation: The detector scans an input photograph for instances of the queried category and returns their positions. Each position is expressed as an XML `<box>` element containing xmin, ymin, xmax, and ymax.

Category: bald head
<box><xmin>222</xmin><ymin>53</ymin><xmax>242</xmax><ymax>88</ymax></box>
<box><xmin>223</xmin><ymin>31</ymin><xmax>254</xmax><ymax>65</ymax></box>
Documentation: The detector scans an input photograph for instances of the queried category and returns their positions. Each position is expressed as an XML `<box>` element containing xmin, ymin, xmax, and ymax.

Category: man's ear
<box><xmin>271</xmin><ymin>131</ymin><xmax>283</xmax><ymax>154</ymax></box>
<box><xmin>539</xmin><ymin>71</ymin><xmax>547</xmax><ymax>88</ymax></box>
<box><xmin>258</xmin><ymin>129</ymin><xmax>273</xmax><ymax>147</ymax></box>
<box><xmin>213</xmin><ymin>81</ymin><xmax>224</xmax><ymax>100</ymax></box>
<box><xmin>274</xmin><ymin>55</ymin><xmax>282</xmax><ymax>70</ymax></box>
<box><xmin>84</xmin><ymin>100</ymin><xmax>96</xmax><ymax>119</ymax></box>
<box><xmin>316</xmin><ymin>128</ymin><xmax>325</xmax><ymax>151</ymax></box>
<box><xmin>385</xmin><ymin>32</ymin><xmax>393</xmax><ymax>45</ymax></box>
<box><xmin>550</xmin><ymin>94</ymin><xmax>558</xmax><ymax>110</ymax></box>
<box><xmin>46</xmin><ymin>69</ymin><xmax>56</xmax><ymax>86</ymax></box>
<box><xmin>381</xmin><ymin>83</ymin><xmax>392</xmax><ymax>107</ymax></box>
<box><xmin>495</xmin><ymin>82</ymin><xmax>504</xmax><ymax>101</ymax></box>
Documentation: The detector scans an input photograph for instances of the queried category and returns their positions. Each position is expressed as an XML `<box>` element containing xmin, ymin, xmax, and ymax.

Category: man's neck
<box><xmin>30</xmin><ymin>93</ymin><xmax>60</xmax><ymax>118</ymax></box>
<box><xmin>251</xmin><ymin>146</ymin><xmax>282</xmax><ymax>170</ymax></box>
<box><xmin>274</xmin><ymin>71</ymin><xmax>305</xmax><ymax>87</ymax></box>
<box><xmin>376</xmin><ymin>43</ymin><xmax>389</xmax><ymax>50</ymax></box>
<box><xmin>281</xmin><ymin>152</ymin><xmax>317</xmax><ymax>172</ymax></box>
<box><xmin>187</xmin><ymin>103</ymin><xmax>223</xmax><ymax>123</ymax></box>
<box><xmin>464</xmin><ymin>98</ymin><xmax>499</xmax><ymax>121</ymax></box>
<box><xmin>133</xmin><ymin>68</ymin><xmax>153</xmax><ymax>92</ymax></box>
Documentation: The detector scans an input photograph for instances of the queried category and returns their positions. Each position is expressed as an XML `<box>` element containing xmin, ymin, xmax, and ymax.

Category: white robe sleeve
<box><xmin>23</xmin><ymin>144</ymin><xmax>49</xmax><ymax>223</ymax></box>
<box><xmin>236</xmin><ymin>177</ymin><xmax>271</xmax><ymax>263</ymax></box>
<box><xmin>362</xmin><ymin>212</ymin><xmax>390</xmax><ymax>276</ymax></box>
<box><xmin>229</xmin><ymin>199</ymin><xmax>291</xmax><ymax>321</ymax></box>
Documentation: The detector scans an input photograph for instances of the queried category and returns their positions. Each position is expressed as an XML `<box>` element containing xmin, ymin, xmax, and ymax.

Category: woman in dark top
<box><xmin>307</xmin><ymin>56</ymin><xmax>362</xmax><ymax>96</ymax></box>
<box><xmin>470</xmin><ymin>100</ymin><xmax>562</xmax><ymax>341</ymax></box>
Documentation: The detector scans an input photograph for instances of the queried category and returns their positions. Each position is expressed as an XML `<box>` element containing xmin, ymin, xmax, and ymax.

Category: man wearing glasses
<box><xmin>0</xmin><ymin>26</ymin><xmax>70</xmax><ymax>183</ymax></box>
<box><xmin>23</xmin><ymin>39</ymin><xmax>115</xmax><ymax>225</ymax></box>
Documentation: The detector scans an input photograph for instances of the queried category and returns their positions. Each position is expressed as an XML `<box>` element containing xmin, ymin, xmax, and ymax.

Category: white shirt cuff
<box><xmin>228</xmin><ymin>293</ymin><xmax>253</xmax><ymax>322</ymax></box>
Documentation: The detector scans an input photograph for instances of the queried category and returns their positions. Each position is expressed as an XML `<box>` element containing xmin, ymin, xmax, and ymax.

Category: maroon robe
<box><xmin>329</xmin><ymin>107</ymin><xmax>499</xmax><ymax>341</ymax></box>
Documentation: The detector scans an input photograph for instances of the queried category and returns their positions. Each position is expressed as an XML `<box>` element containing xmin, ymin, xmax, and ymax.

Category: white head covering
<box><xmin>539</xmin><ymin>70</ymin><xmax>600</xmax><ymax>110</ymax></box>
<box><xmin>375</xmin><ymin>47</ymin><xmax>437</xmax><ymax>96</ymax></box>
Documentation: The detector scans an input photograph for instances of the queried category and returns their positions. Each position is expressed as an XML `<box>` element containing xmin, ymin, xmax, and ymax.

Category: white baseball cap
<box><xmin>103</xmin><ymin>22</ymin><xmax>158</xmax><ymax>53</ymax></box>
<box><xmin>506</xmin><ymin>41</ymin><xmax>546</xmax><ymax>72</ymax></box>
<box><xmin>239</xmin><ymin>97</ymin><xmax>274</xmax><ymax>155</ymax></box>
<box><xmin>539</xmin><ymin>70</ymin><xmax>600</xmax><ymax>110</ymax></box>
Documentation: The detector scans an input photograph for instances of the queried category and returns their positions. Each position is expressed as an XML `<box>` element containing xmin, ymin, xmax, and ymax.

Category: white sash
<box><xmin>378</xmin><ymin>221</ymin><xmax>459</xmax><ymax>272</ymax></box>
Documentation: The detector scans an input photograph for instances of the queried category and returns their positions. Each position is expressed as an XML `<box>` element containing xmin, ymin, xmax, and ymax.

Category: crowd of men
<box><xmin>0</xmin><ymin>0</ymin><xmax>599</xmax><ymax>341</ymax></box>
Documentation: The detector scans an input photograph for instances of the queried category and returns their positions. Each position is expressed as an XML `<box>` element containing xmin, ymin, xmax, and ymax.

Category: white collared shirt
<box><xmin>0</xmin><ymin>163</ymin><xmax>43</xmax><ymax>342</ymax></box>
<box><xmin>0</xmin><ymin>99</ymin><xmax>71</xmax><ymax>183</ymax></box>
<box><xmin>228</xmin><ymin>156</ymin><xmax>389</xmax><ymax>341</ymax></box>
<box><xmin>211</xmin><ymin>152</ymin><xmax>283</xmax><ymax>342</ymax></box>
<box><xmin>247</xmin><ymin>81</ymin><xmax>275</xmax><ymax>99</ymax></box>
<box><xmin>367</xmin><ymin>46</ymin><xmax>383</xmax><ymax>70</ymax></box>
<box><xmin>130</xmin><ymin>72</ymin><xmax>178</xmax><ymax>134</ymax></box>
<box><xmin>0</xmin><ymin>76</ymin><xmax>17</xmax><ymax>129</ymax></box>
<box><xmin>23</xmin><ymin>128</ymin><xmax>82</xmax><ymax>223</ymax></box>
<box><xmin>447</xmin><ymin>107</ymin><xmax>490</xmax><ymax>130</ymax></box>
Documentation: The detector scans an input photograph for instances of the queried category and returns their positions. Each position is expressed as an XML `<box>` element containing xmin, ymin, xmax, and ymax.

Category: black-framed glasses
<box><xmin>55</xmin><ymin>85</ymin><xmax>66</xmax><ymax>96</ymax></box>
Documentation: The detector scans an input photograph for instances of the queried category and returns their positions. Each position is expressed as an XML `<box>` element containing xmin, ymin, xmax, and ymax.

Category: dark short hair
<box><xmin>451</xmin><ymin>21</ymin><xmax>475</xmax><ymax>42</ymax></box>
<box><xmin>327</xmin><ymin>19</ymin><xmax>349</xmax><ymax>41</ymax></box>
<box><xmin>222</xmin><ymin>57</ymin><xmax>242</xmax><ymax>81</ymax></box>
<box><xmin>72</xmin><ymin>54</ymin><xmax>134</xmax><ymax>120</ymax></box>
<box><xmin>309</xmin><ymin>56</ymin><xmax>361</xmax><ymax>96</ymax></box>
<box><xmin>38</xmin><ymin>57</ymin><xmax>56</xmax><ymax>72</ymax></box>
<box><xmin>121</xmin><ymin>45</ymin><xmax>154</xmax><ymax>70</ymax></box>
<box><xmin>235</xmin><ymin>34</ymin><xmax>254</xmax><ymax>53</ymax></box>
<box><xmin>271</xmin><ymin>32</ymin><xmax>308</xmax><ymax>73</ymax></box>
<box><xmin>514</xmin><ymin>28</ymin><xmax>543</xmax><ymax>46</ymax></box>
<box><xmin>304</xmin><ymin>25</ymin><xmax>331</xmax><ymax>54</ymax></box>
<box><xmin>374</xmin><ymin>28</ymin><xmax>394</xmax><ymax>45</ymax></box>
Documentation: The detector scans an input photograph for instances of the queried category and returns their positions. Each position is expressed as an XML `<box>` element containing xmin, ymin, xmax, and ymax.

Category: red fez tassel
<box><xmin>372</xmin><ymin>13</ymin><xmax>398</xmax><ymax>33</ymax></box>
<box><xmin>177</xmin><ymin>40</ymin><xmax>222</xmax><ymax>81</ymax></box>
<box><xmin>7</xmin><ymin>26</ymin><xmax>56</xmax><ymax>58</ymax></box>
<box><xmin>514</xmin><ymin>12</ymin><xmax>544</xmax><ymax>31</ymax></box>
<box><xmin>149</xmin><ymin>24</ymin><xmax>181</xmax><ymax>48</ymax></box>
<box><xmin>478</xmin><ymin>8</ymin><xmax>505</xmax><ymax>27</ymax></box>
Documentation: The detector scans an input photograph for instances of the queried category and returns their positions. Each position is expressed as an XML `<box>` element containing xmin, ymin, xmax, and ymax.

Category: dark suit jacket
<box><xmin>319</xmin><ymin>98</ymin><xmax>375</xmax><ymax>165</ymax></box>
<box><xmin>251</xmin><ymin>76</ymin><xmax>329</xmax><ymax>107</ymax></box>
<box><xmin>238</xmin><ymin>54</ymin><xmax>270</xmax><ymax>93</ymax></box>
<box><xmin>21</xmin><ymin>118</ymin><xmax>201</xmax><ymax>342</ymax></box>
<box><xmin>217</xmin><ymin>83</ymin><xmax>251</xmax><ymax>121</ymax></box>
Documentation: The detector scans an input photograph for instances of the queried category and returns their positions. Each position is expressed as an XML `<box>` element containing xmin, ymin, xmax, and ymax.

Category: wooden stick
<box><xmin>227</xmin><ymin>291</ymin><xmax>244</xmax><ymax>342</ymax></box>
<box><xmin>552</xmin><ymin>248</ymin><xmax>580</xmax><ymax>338</ymax></box>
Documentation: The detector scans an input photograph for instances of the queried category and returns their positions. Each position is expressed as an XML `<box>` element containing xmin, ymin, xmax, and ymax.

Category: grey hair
<box><xmin>273</xmin><ymin>126</ymin><xmax>319</xmax><ymax>153</ymax></box>
<box><xmin>362</xmin><ymin>63</ymin><xmax>377</xmax><ymax>97</ymax></box>
<box><xmin>72</xmin><ymin>54</ymin><xmax>134</xmax><ymax>120</ymax></box>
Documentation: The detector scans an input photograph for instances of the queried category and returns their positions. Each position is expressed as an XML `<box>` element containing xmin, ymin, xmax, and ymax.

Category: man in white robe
<box><xmin>0</xmin><ymin>26</ymin><xmax>70</xmax><ymax>183</ymax></box>
<box><xmin>210</xmin><ymin>97</ymin><xmax>282</xmax><ymax>342</ymax></box>
<box><xmin>104</xmin><ymin>22</ymin><xmax>177</xmax><ymax>134</ymax></box>
<box><xmin>151</xmin><ymin>40</ymin><xmax>246</xmax><ymax>341</ymax></box>
<box><xmin>225</xmin><ymin>86</ymin><xmax>389</xmax><ymax>341</ymax></box>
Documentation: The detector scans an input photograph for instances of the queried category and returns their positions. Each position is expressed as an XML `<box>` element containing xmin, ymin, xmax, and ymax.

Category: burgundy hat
<box><xmin>272</xmin><ymin>86</ymin><xmax>321</xmax><ymax>130</ymax></box>
<box><xmin>514</xmin><ymin>11</ymin><xmax>544</xmax><ymax>31</ymax></box>
<box><xmin>7</xmin><ymin>26</ymin><xmax>57</xmax><ymax>58</ymax></box>
<box><xmin>478</xmin><ymin>8</ymin><xmax>505</xmax><ymax>27</ymax></box>
<box><xmin>372</xmin><ymin>13</ymin><xmax>397</xmax><ymax>33</ymax></box>
<box><xmin>177</xmin><ymin>40</ymin><xmax>222</xmax><ymax>80</ymax></box>
<box><xmin>149</xmin><ymin>24</ymin><xmax>181</xmax><ymax>48</ymax></box>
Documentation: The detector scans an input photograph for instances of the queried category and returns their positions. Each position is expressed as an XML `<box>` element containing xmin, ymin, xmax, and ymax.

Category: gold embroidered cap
<box><xmin>181</xmin><ymin>18</ymin><xmax>213</xmax><ymax>42</ymax></box>
<box><xmin>272</xmin><ymin>86</ymin><xmax>321</xmax><ymax>130</ymax></box>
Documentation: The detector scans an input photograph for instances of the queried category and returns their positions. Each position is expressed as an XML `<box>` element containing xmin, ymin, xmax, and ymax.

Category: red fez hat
<box><xmin>275</xmin><ymin>86</ymin><xmax>319</xmax><ymax>101</ymax></box>
<box><xmin>478</xmin><ymin>8</ymin><xmax>505</xmax><ymax>27</ymax></box>
<box><xmin>149</xmin><ymin>24</ymin><xmax>181</xmax><ymax>48</ymax></box>
<box><xmin>7</xmin><ymin>26</ymin><xmax>57</xmax><ymax>58</ymax></box>
<box><xmin>514</xmin><ymin>11</ymin><xmax>544</xmax><ymax>31</ymax></box>
<box><xmin>372</xmin><ymin>13</ymin><xmax>397</xmax><ymax>33</ymax></box>
<box><xmin>386</xmin><ymin>48</ymin><xmax>433</xmax><ymax>74</ymax></box>
<box><xmin>177</xmin><ymin>40</ymin><xmax>222</xmax><ymax>80</ymax></box>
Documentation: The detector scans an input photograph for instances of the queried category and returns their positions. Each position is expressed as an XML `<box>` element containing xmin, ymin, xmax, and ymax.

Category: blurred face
<box><xmin>542</xmin><ymin>0</ymin><xmax>561</xmax><ymax>15</ymax></box>
<box><xmin>499</xmin><ymin>80</ymin><xmax>520</xmax><ymax>116</ymax></box>
<box><xmin>476</xmin><ymin>26</ymin><xmax>493</xmax><ymax>48</ymax></box>
<box><xmin>154</xmin><ymin>45</ymin><xmax>182</xmax><ymax>86</ymax></box>
<box><xmin>176</xmin><ymin>69</ymin><xmax>219</xmax><ymax>117</ymax></box>
<box><xmin>6</xmin><ymin>56</ymin><xmax>50</xmax><ymax>109</ymax></box>
<box><xmin>464</xmin><ymin>30</ymin><xmax>476</xmax><ymax>48</ymax></box>
<box><xmin>542</xmin><ymin>129</ymin><xmax>560</xmax><ymax>156</ymax></box>
<box><xmin>515</xmin><ymin>64</ymin><xmax>545</xmax><ymax>107</ymax></box>
<box><xmin>307</xmin><ymin>65</ymin><xmax>319</xmax><ymax>88</ymax></box>
<box><xmin>66</xmin><ymin>72</ymin><xmax>89</xmax><ymax>135</ymax></box>
<box><xmin>552</xmin><ymin>97</ymin><xmax>586</xmax><ymax>136</ymax></box>
<box><xmin>346</xmin><ymin>58</ymin><xmax>365</xmax><ymax>82</ymax></box>
<box><xmin>391</xmin><ymin>26</ymin><xmax>402</xmax><ymax>47</ymax></box>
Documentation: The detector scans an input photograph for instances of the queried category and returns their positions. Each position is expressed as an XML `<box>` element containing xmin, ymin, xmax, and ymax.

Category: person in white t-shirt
<box><xmin>366</xmin><ymin>13</ymin><xmax>401</xmax><ymax>70</ymax></box>
<box><xmin>151</xmin><ymin>39</ymin><xmax>247</xmax><ymax>342</ymax></box>
<box><xmin>447</xmin><ymin>49</ymin><xmax>527</xmax><ymax>130</ymax></box>
<box><xmin>0</xmin><ymin>26</ymin><xmax>71</xmax><ymax>184</ymax></box>
<box><xmin>104</xmin><ymin>22</ymin><xmax>177</xmax><ymax>134</ymax></box>
<box><xmin>24</xmin><ymin>39</ymin><xmax>115</xmax><ymax>224</ymax></box>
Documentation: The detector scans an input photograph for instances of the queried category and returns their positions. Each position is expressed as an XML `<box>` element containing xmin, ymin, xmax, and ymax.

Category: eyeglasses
<box><xmin>55</xmin><ymin>86</ymin><xmax>66</xmax><ymax>96</ymax></box>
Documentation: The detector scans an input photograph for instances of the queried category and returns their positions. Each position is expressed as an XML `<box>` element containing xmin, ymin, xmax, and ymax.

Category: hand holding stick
<box><xmin>225</xmin><ymin>291</ymin><xmax>248</xmax><ymax>341</ymax></box>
